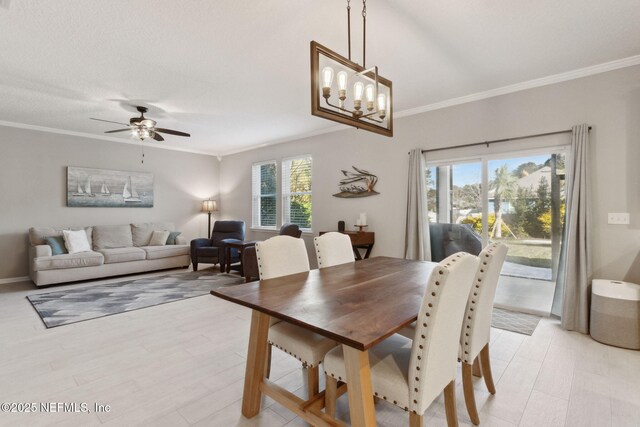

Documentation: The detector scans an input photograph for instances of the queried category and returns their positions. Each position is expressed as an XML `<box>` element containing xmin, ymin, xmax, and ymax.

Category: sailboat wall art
<box><xmin>67</xmin><ymin>167</ymin><xmax>154</xmax><ymax>207</ymax></box>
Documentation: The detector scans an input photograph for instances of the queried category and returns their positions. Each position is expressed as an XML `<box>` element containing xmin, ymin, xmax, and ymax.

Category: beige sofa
<box><xmin>29</xmin><ymin>222</ymin><xmax>190</xmax><ymax>287</ymax></box>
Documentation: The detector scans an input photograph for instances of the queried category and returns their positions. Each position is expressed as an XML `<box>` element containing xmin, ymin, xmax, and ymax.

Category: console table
<box><xmin>319</xmin><ymin>231</ymin><xmax>375</xmax><ymax>260</ymax></box>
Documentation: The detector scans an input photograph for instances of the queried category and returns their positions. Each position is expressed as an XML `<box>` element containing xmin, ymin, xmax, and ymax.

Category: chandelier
<box><xmin>310</xmin><ymin>0</ymin><xmax>392</xmax><ymax>137</ymax></box>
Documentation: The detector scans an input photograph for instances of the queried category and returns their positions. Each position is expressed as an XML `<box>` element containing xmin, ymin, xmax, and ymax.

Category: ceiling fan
<box><xmin>90</xmin><ymin>106</ymin><xmax>190</xmax><ymax>142</ymax></box>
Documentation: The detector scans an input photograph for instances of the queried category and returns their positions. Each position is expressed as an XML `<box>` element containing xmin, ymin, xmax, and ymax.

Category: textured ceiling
<box><xmin>0</xmin><ymin>0</ymin><xmax>639</xmax><ymax>156</ymax></box>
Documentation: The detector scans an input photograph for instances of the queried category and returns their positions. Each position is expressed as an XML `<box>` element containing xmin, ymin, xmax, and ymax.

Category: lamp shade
<box><xmin>202</xmin><ymin>199</ymin><xmax>218</xmax><ymax>213</ymax></box>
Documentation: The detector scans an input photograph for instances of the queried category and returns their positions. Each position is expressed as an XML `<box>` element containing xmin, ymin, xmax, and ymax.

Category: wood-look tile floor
<box><xmin>1</xmin><ymin>270</ymin><xmax>639</xmax><ymax>426</ymax></box>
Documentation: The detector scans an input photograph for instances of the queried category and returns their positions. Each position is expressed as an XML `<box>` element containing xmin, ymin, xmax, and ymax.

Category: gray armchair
<box><xmin>242</xmin><ymin>223</ymin><xmax>302</xmax><ymax>282</ymax></box>
<box><xmin>429</xmin><ymin>223</ymin><xmax>482</xmax><ymax>262</ymax></box>
<box><xmin>190</xmin><ymin>220</ymin><xmax>245</xmax><ymax>271</ymax></box>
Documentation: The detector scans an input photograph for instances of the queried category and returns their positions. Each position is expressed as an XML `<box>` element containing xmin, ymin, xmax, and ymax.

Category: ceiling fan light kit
<box><xmin>310</xmin><ymin>0</ymin><xmax>393</xmax><ymax>137</ymax></box>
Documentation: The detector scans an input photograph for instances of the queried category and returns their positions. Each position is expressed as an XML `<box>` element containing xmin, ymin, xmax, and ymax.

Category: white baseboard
<box><xmin>0</xmin><ymin>276</ymin><xmax>30</xmax><ymax>285</ymax></box>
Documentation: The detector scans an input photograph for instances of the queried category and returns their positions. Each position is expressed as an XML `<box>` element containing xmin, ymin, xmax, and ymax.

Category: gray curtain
<box><xmin>551</xmin><ymin>124</ymin><xmax>592</xmax><ymax>333</ymax></box>
<box><xmin>404</xmin><ymin>149</ymin><xmax>431</xmax><ymax>261</ymax></box>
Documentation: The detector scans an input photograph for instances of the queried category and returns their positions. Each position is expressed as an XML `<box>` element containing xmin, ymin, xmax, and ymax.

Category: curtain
<box><xmin>404</xmin><ymin>149</ymin><xmax>431</xmax><ymax>261</ymax></box>
<box><xmin>551</xmin><ymin>124</ymin><xmax>592</xmax><ymax>333</ymax></box>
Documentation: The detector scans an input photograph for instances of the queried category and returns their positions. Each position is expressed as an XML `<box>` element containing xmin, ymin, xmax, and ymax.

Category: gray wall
<box><xmin>0</xmin><ymin>127</ymin><xmax>219</xmax><ymax>279</ymax></box>
<box><xmin>220</xmin><ymin>64</ymin><xmax>640</xmax><ymax>282</ymax></box>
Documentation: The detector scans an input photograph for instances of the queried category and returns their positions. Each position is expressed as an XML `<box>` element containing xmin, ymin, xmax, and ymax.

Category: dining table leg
<box><xmin>342</xmin><ymin>345</ymin><xmax>376</xmax><ymax>427</ymax></box>
<box><xmin>241</xmin><ymin>309</ymin><xmax>271</xmax><ymax>418</ymax></box>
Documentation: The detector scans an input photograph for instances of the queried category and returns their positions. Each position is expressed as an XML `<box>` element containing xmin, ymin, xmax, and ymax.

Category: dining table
<box><xmin>210</xmin><ymin>256</ymin><xmax>438</xmax><ymax>426</ymax></box>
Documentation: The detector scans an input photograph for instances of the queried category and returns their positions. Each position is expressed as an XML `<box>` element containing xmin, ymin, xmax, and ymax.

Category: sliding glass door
<box><xmin>427</xmin><ymin>149</ymin><xmax>568</xmax><ymax>315</ymax></box>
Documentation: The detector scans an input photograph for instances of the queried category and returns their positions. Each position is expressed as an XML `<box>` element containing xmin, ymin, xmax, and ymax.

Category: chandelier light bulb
<box><xmin>353</xmin><ymin>81</ymin><xmax>364</xmax><ymax>115</ymax></box>
<box><xmin>377</xmin><ymin>93</ymin><xmax>387</xmax><ymax>119</ymax></box>
<box><xmin>365</xmin><ymin>84</ymin><xmax>375</xmax><ymax>111</ymax></box>
<box><xmin>353</xmin><ymin>81</ymin><xmax>364</xmax><ymax>101</ymax></box>
<box><xmin>337</xmin><ymin>71</ymin><xmax>348</xmax><ymax>100</ymax></box>
<box><xmin>321</xmin><ymin>66</ymin><xmax>334</xmax><ymax>97</ymax></box>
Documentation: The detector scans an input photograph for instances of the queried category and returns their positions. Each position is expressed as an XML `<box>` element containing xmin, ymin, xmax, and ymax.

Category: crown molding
<box><xmin>2</xmin><ymin>55</ymin><xmax>639</xmax><ymax>159</ymax></box>
<box><xmin>0</xmin><ymin>120</ymin><xmax>219</xmax><ymax>157</ymax></box>
<box><xmin>218</xmin><ymin>123</ymin><xmax>349</xmax><ymax>157</ymax></box>
<box><xmin>395</xmin><ymin>54</ymin><xmax>640</xmax><ymax>119</ymax></box>
<box><xmin>222</xmin><ymin>54</ymin><xmax>640</xmax><ymax>157</ymax></box>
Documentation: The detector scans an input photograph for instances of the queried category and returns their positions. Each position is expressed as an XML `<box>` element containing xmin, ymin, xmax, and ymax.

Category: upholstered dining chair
<box><xmin>256</xmin><ymin>235</ymin><xmax>338</xmax><ymax>398</ymax></box>
<box><xmin>242</xmin><ymin>223</ymin><xmax>302</xmax><ymax>282</ymax></box>
<box><xmin>314</xmin><ymin>232</ymin><xmax>355</xmax><ymax>268</ymax></box>
<box><xmin>457</xmin><ymin>242</ymin><xmax>508</xmax><ymax>425</ymax></box>
<box><xmin>398</xmin><ymin>242</ymin><xmax>508</xmax><ymax>425</ymax></box>
<box><xmin>323</xmin><ymin>252</ymin><xmax>480</xmax><ymax>427</ymax></box>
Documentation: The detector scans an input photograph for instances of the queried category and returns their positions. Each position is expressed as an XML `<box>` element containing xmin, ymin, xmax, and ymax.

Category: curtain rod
<box><xmin>418</xmin><ymin>126</ymin><xmax>592</xmax><ymax>154</ymax></box>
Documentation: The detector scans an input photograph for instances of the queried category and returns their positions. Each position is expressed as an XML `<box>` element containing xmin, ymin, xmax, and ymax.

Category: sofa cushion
<box><xmin>33</xmin><ymin>251</ymin><xmax>104</xmax><ymax>271</ymax></box>
<box><xmin>141</xmin><ymin>245</ymin><xmax>190</xmax><ymax>260</ymax></box>
<box><xmin>30</xmin><ymin>227</ymin><xmax>93</xmax><ymax>247</ymax></box>
<box><xmin>93</xmin><ymin>225</ymin><xmax>133</xmax><ymax>249</ymax></box>
<box><xmin>166</xmin><ymin>231</ymin><xmax>182</xmax><ymax>245</ymax></box>
<box><xmin>97</xmin><ymin>247</ymin><xmax>146</xmax><ymax>264</ymax></box>
<box><xmin>131</xmin><ymin>222</ymin><xmax>175</xmax><ymax>247</ymax></box>
<box><xmin>43</xmin><ymin>236</ymin><xmax>68</xmax><ymax>255</ymax></box>
<box><xmin>149</xmin><ymin>230</ymin><xmax>170</xmax><ymax>246</ymax></box>
<box><xmin>63</xmin><ymin>229</ymin><xmax>92</xmax><ymax>254</ymax></box>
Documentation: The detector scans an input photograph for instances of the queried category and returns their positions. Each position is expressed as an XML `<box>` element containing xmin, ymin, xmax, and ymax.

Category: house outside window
<box><xmin>251</xmin><ymin>160</ymin><xmax>277</xmax><ymax>229</ymax></box>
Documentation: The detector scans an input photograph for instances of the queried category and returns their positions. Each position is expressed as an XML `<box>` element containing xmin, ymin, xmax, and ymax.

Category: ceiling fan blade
<box><xmin>152</xmin><ymin>132</ymin><xmax>164</xmax><ymax>142</ymax></box>
<box><xmin>155</xmin><ymin>128</ymin><xmax>190</xmax><ymax>137</ymax></box>
<box><xmin>90</xmin><ymin>118</ymin><xmax>130</xmax><ymax>126</ymax></box>
<box><xmin>104</xmin><ymin>129</ymin><xmax>131</xmax><ymax>134</ymax></box>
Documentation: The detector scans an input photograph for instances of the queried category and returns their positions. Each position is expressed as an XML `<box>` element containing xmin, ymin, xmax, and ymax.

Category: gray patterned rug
<box><xmin>27</xmin><ymin>270</ymin><xmax>245</xmax><ymax>328</ymax></box>
<box><xmin>491</xmin><ymin>307</ymin><xmax>542</xmax><ymax>336</ymax></box>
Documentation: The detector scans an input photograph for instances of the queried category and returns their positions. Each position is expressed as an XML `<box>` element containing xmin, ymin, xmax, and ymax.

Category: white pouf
<box><xmin>590</xmin><ymin>279</ymin><xmax>640</xmax><ymax>350</ymax></box>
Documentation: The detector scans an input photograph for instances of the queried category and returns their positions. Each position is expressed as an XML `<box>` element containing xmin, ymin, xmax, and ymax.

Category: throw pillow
<box><xmin>43</xmin><ymin>236</ymin><xmax>68</xmax><ymax>256</ymax></box>
<box><xmin>166</xmin><ymin>231</ymin><xmax>182</xmax><ymax>245</ymax></box>
<box><xmin>62</xmin><ymin>229</ymin><xmax>92</xmax><ymax>254</ymax></box>
<box><xmin>149</xmin><ymin>230</ymin><xmax>170</xmax><ymax>246</ymax></box>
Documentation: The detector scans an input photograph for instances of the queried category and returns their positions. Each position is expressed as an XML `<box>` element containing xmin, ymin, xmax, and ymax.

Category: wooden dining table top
<box><xmin>210</xmin><ymin>256</ymin><xmax>437</xmax><ymax>351</ymax></box>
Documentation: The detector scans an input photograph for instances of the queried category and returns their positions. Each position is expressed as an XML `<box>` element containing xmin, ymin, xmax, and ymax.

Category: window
<box><xmin>252</xmin><ymin>161</ymin><xmax>277</xmax><ymax>229</ymax></box>
<box><xmin>282</xmin><ymin>156</ymin><xmax>312</xmax><ymax>231</ymax></box>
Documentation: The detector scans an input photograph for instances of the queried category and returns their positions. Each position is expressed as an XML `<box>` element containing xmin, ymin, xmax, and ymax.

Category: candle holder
<box><xmin>355</xmin><ymin>224</ymin><xmax>368</xmax><ymax>232</ymax></box>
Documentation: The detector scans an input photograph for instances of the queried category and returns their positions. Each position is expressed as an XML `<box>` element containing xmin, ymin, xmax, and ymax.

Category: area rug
<box><xmin>491</xmin><ymin>307</ymin><xmax>542</xmax><ymax>336</ymax></box>
<box><xmin>27</xmin><ymin>270</ymin><xmax>245</xmax><ymax>328</ymax></box>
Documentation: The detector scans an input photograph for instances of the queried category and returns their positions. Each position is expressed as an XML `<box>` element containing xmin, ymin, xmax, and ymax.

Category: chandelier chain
<box><xmin>362</xmin><ymin>0</ymin><xmax>366</xmax><ymax>67</ymax></box>
<box><xmin>347</xmin><ymin>0</ymin><xmax>351</xmax><ymax>60</ymax></box>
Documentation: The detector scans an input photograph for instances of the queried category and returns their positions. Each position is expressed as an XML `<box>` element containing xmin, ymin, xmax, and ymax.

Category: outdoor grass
<box><xmin>502</xmin><ymin>240</ymin><xmax>552</xmax><ymax>268</ymax></box>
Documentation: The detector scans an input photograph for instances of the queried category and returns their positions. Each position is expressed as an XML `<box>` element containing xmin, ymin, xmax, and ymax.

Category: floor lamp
<box><xmin>202</xmin><ymin>199</ymin><xmax>218</xmax><ymax>239</ymax></box>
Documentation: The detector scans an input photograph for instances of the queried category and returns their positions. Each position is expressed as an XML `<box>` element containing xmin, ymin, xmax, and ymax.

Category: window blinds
<box><xmin>282</xmin><ymin>156</ymin><xmax>312</xmax><ymax>230</ymax></box>
<box><xmin>251</xmin><ymin>161</ymin><xmax>277</xmax><ymax>229</ymax></box>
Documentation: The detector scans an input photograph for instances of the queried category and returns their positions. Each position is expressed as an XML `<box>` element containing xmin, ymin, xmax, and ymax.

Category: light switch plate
<box><xmin>608</xmin><ymin>213</ymin><xmax>630</xmax><ymax>225</ymax></box>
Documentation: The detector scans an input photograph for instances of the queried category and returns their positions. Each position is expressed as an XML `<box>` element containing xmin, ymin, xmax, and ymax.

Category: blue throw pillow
<box><xmin>44</xmin><ymin>236</ymin><xmax>68</xmax><ymax>255</ymax></box>
<box><xmin>166</xmin><ymin>231</ymin><xmax>182</xmax><ymax>245</ymax></box>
